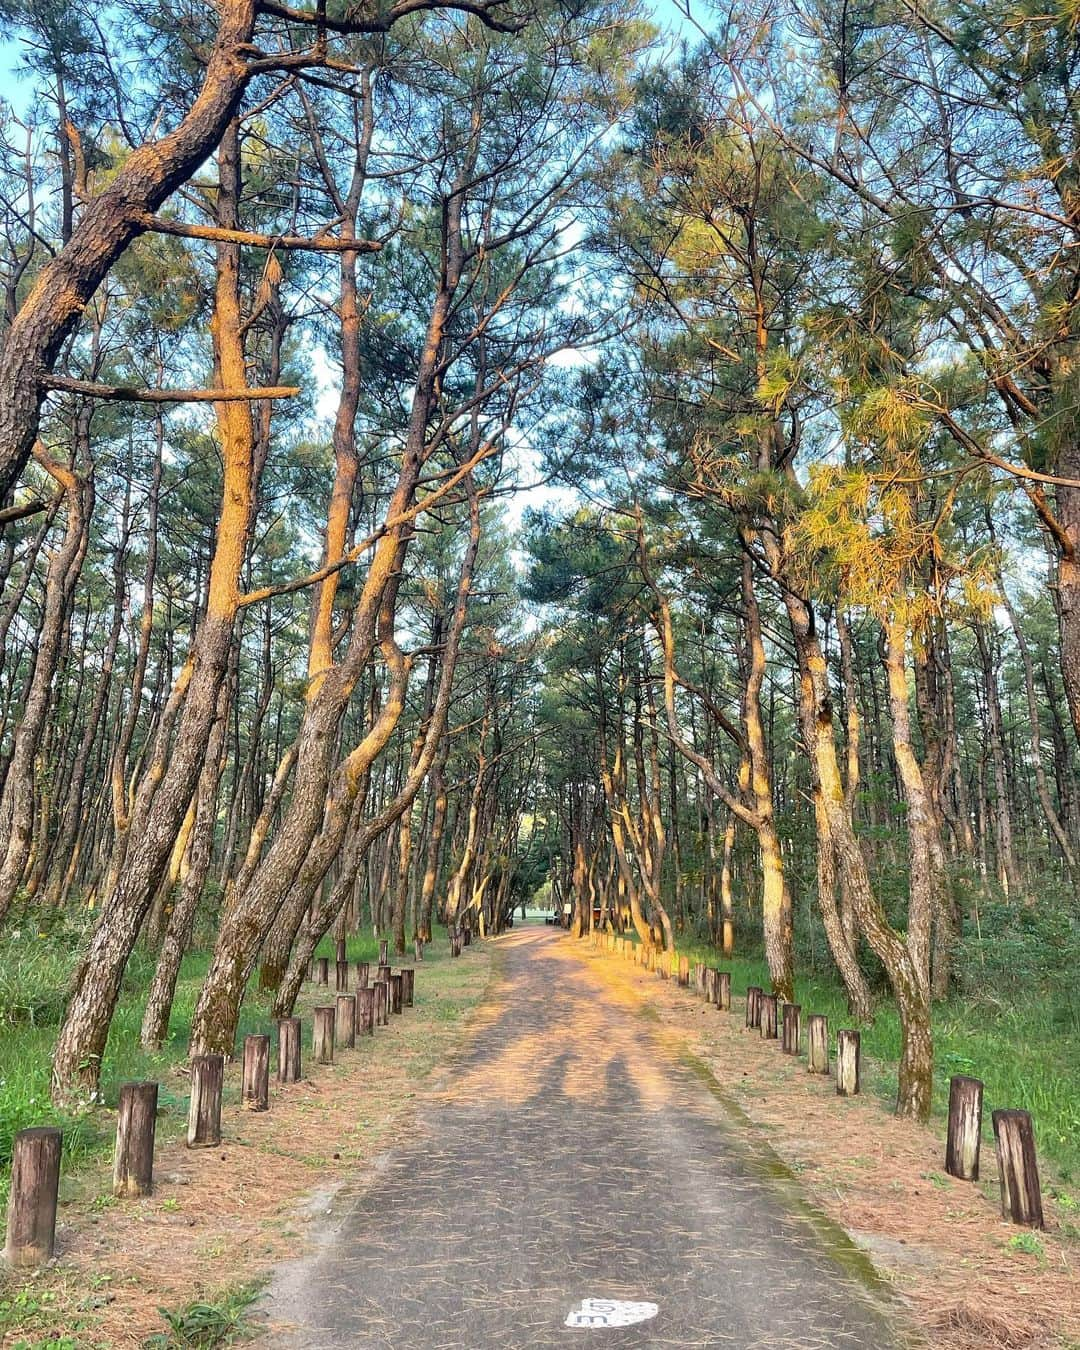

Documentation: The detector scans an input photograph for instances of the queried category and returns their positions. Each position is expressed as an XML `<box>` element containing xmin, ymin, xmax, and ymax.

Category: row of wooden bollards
<box><xmin>2</xmin><ymin>935</ymin><xmax>430</xmax><ymax>1270</ymax></box>
<box><xmin>590</xmin><ymin>931</ymin><xmax>1045</xmax><ymax>1229</ymax></box>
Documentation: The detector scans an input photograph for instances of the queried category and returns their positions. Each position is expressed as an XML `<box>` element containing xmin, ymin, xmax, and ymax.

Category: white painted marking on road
<box><xmin>564</xmin><ymin>1298</ymin><xmax>659</xmax><ymax>1329</ymax></box>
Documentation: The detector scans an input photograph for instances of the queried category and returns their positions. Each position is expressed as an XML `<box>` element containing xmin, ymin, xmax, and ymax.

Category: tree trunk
<box><xmin>140</xmin><ymin>686</ymin><xmax>230</xmax><ymax>1049</ymax></box>
<box><xmin>0</xmin><ymin>455</ymin><xmax>90</xmax><ymax>919</ymax></box>
<box><xmin>51</xmin><ymin>123</ymin><xmax>257</xmax><ymax>1104</ymax></box>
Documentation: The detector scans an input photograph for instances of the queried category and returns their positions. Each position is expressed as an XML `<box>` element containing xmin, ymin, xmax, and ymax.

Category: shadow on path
<box><xmin>260</xmin><ymin>929</ymin><xmax>904</xmax><ymax>1348</ymax></box>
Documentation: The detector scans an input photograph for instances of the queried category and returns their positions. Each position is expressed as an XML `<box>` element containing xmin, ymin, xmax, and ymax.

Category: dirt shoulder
<box><xmin>0</xmin><ymin>943</ymin><xmax>492</xmax><ymax>1349</ymax></box>
<box><xmin>582</xmin><ymin>941</ymin><xmax>1079</xmax><ymax>1350</ymax></box>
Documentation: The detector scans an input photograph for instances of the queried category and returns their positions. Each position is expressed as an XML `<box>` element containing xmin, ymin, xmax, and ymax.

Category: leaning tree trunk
<box><xmin>188</xmin><ymin>166</ymin><xmax>474</xmax><ymax>1056</ymax></box>
<box><xmin>0</xmin><ymin>454</ymin><xmax>90</xmax><ymax>921</ymax></box>
<box><xmin>272</xmin><ymin>495</ymin><xmax>481</xmax><ymax>1019</ymax></box>
<box><xmin>50</xmin><ymin>126</ymin><xmax>257</xmax><ymax>1105</ymax></box>
<box><xmin>44</xmin><ymin>473</ymin><xmax>130</xmax><ymax>909</ymax></box>
<box><xmin>792</xmin><ymin>605</ymin><xmax>933</xmax><ymax>1120</ymax></box>
<box><xmin>417</xmin><ymin>741</ymin><xmax>449</xmax><ymax>942</ymax></box>
<box><xmin>140</xmin><ymin>687</ymin><xmax>230</xmax><ymax>1049</ymax></box>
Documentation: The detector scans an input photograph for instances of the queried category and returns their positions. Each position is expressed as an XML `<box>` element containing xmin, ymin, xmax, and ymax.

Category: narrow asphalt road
<box><xmin>262</xmin><ymin>927</ymin><xmax>900</xmax><ymax>1349</ymax></box>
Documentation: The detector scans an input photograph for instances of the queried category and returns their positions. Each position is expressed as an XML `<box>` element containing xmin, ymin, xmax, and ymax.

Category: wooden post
<box><xmin>414</xmin><ymin>937</ymin><xmax>423</xmax><ymax>962</ymax></box>
<box><xmin>4</xmin><ymin>1127</ymin><xmax>62</xmax><ymax>1268</ymax></box>
<box><xmin>313</xmin><ymin>1006</ymin><xmax>336</xmax><ymax>1064</ymax></box>
<box><xmin>717</xmin><ymin>971</ymin><xmax>731</xmax><ymax>1010</ymax></box>
<box><xmin>336</xmin><ymin>937</ymin><xmax>347</xmax><ymax>965</ymax></box>
<box><xmin>401</xmin><ymin>969</ymin><xmax>415</xmax><ymax>1007</ymax></box>
<box><xmin>992</xmin><ymin>1109</ymin><xmax>1044</xmax><ymax>1228</ymax></box>
<box><xmin>315</xmin><ymin>956</ymin><xmax>329</xmax><ymax>986</ymax></box>
<box><xmin>781</xmin><ymin>1003</ymin><xmax>801</xmax><ymax>1055</ymax></box>
<box><xmin>836</xmin><ymin>1030</ymin><xmax>860</xmax><ymax>1096</ymax></box>
<box><xmin>678</xmin><ymin>955</ymin><xmax>690</xmax><ymax>987</ymax></box>
<box><xmin>277</xmin><ymin>1017</ymin><xmax>302</xmax><ymax>1083</ymax></box>
<box><xmin>760</xmin><ymin>993</ymin><xmax>778</xmax><ymax>1039</ymax></box>
<box><xmin>335</xmin><ymin>960</ymin><xmax>349</xmax><ymax>992</ymax></box>
<box><xmin>378</xmin><ymin>938</ymin><xmax>389</xmax><ymax>964</ymax></box>
<box><xmin>945</xmin><ymin>1075</ymin><xmax>984</xmax><ymax>1181</ymax></box>
<box><xmin>388</xmin><ymin>973</ymin><xmax>403</xmax><ymax>1014</ymax></box>
<box><xmin>241</xmin><ymin>1035</ymin><xmax>270</xmax><ymax>1111</ymax></box>
<box><xmin>357</xmin><ymin>986</ymin><xmax>375</xmax><ymax>1035</ymax></box>
<box><xmin>335</xmin><ymin>994</ymin><xmax>357</xmax><ymax>1049</ymax></box>
<box><xmin>187</xmin><ymin>1054</ymin><xmax>224</xmax><ymax>1147</ymax></box>
<box><xmin>703</xmin><ymin>968</ymin><xmax>716</xmax><ymax>1004</ymax></box>
<box><xmin>113</xmin><ymin>1081</ymin><xmax>158</xmax><ymax>1197</ymax></box>
<box><xmin>745</xmin><ymin>986</ymin><xmax>762</xmax><ymax>1029</ymax></box>
<box><xmin>356</xmin><ymin>960</ymin><xmax>369</xmax><ymax>988</ymax></box>
<box><xmin>807</xmin><ymin>1014</ymin><xmax>829</xmax><ymax>1074</ymax></box>
<box><xmin>373</xmin><ymin>980</ymin><xmax>388</xmax><ymax>1026</ymax></box>
<box><xmin>376</xmin><ymin>963</ymin><xmax>391</xmax><ymax>987</ymax></box>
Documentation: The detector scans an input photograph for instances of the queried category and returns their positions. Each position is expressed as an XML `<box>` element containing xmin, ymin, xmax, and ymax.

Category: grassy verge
<box><xmin>0</xmin><ymin>925</ymin><xmax>414</xmax><ymax>1210</ymax></box>
<box><xmin>617</xmin><ymin>931</ymin><xmax>1080</xmax><ymax>1187</ymax></box>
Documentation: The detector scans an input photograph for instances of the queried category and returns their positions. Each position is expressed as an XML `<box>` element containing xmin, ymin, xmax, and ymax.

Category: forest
<box><xmin>0</xmin><ymin>0</ymin><xmax>1079</xmax><ymax>1254</ymax></box>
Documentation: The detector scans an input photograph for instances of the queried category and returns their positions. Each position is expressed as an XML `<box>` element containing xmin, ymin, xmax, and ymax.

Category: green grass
<box><xmin>0</xmin><ymin>922</ymin><xmax>391</xmax><ymax>1209</ymax></box>
<box><xmin>0</xmin><ymin>1282</ymin><xmax>87</xmax><ymax>1348</ymax></box>
<box><xmin>623</xmin><ymin>929</ymin><xmax>1080</xmax><ymax>1185</ymax></box>
<box><xmin>143</xmin><ymin>1283</ymin><xmax>260</xmax><ymax>1348</ymax></box>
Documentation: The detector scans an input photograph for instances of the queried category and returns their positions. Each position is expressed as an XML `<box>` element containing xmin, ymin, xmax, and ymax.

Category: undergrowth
<box><xmin>0</xmin><ymin>917</ymin><xmax>383</xmax><ymax>1209</ymax></box>
<box><xmin>143</xmin><ymin>1283</ymin><xmax>260</xmax><ymax>1348</ymax></box>
<box><xmin>637</xmin><ymin>897</ymin><xmax>1080</xmax><ymax>1184</ymax></box>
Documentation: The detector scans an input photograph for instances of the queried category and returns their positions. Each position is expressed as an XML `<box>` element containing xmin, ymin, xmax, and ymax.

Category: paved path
<box><xmin>262</xmin><ymin>928</ymin><xmax>900</xmax><ymax>1348</ymax></box>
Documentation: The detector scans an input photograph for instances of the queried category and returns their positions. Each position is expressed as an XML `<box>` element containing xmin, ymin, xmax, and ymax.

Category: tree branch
<box><xmin>135</xmin><ymin>212</ymin><xmax>383</xmax><ymax>253</ymax></box>
<box><xmin>0</xmin><ymin>497</ymin><xmax>49</xmax><ymax>527</ymax></box>
<box><xmin>41</xmin><ymin>376</ymin><xmax>300</xmax><ymax>403</ymax></box>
